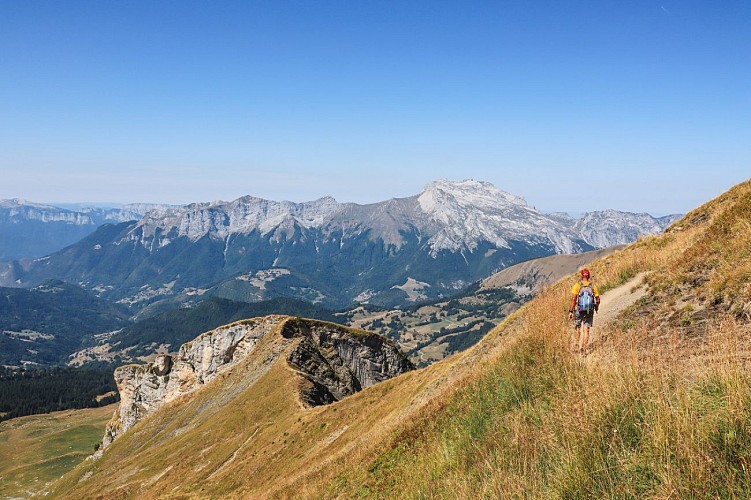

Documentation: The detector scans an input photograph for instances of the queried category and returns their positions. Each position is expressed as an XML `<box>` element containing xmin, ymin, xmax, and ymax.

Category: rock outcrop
<box><xmin>283</xmin><ymin>318</ymin><xmax>413</xmax><ymax>406</ymax></box>
<box><xmin>96</xmin><ymin>315</ymin><xmax>412</xmax><ymax>455</ymax></box>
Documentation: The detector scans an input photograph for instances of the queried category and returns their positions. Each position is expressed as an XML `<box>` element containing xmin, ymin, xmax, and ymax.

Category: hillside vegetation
<box><xmin>0</xmin><ymin>405</ymin><xmax>114</xmax><ymax>499</ymax></box>
<box><xmin>47</xmin><ymin>179</ymin><xmax>751</xmax><ymax>498</ymax></box>
<box><xmin>0</xmin><ymin>280</ymin><xmax>131</xmax><ymax>366</ymax></box>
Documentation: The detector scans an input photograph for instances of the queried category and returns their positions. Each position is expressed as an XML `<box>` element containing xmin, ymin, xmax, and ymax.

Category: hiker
<box><xmin>568</xmin><ymin>268</ymin><xmax>600</xmax><ymax>353</ymax></box>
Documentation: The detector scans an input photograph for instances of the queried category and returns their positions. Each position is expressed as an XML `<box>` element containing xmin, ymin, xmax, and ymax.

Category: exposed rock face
<box><xmin>0</xmin><ymin>199</ymin><xmax>94</xmax><ymax>225</ymax></box>
<box><xmin>96</xmin><ymin>316</ymin><xmax>412</xmax><ymax>456</ymax></box>
<box><xmin>283</xmin><ymin>318</ymin><xmax>414</xmax><ymax>406</ymax></box>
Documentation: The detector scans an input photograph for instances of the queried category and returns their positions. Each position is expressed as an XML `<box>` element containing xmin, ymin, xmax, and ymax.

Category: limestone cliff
<box><xmin>96</xmin><ymin>315</ymin><xmax>412</xmax><ymax>455</ymax></box>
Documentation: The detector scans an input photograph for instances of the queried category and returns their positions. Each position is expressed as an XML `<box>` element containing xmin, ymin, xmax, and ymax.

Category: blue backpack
<box><xmin>577</xmin><ymin>282</ymin><xmax>595</xmax><ymax>314</ymax></box>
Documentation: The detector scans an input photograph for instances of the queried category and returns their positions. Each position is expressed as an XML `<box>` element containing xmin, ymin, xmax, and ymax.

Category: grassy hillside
<box><xmin>0</xmin><ymin>405</ymin><xmax>114</xmax><ymax>499</ymax></box>
<box><xmin>297</xmin><ymin>178</ymin><xmax>751</xmax><ymax>498</ymax></box>
<box><xmin>46</xmin><ymin>179</ymin><xmax>751</xmax><ymax>498</ymax></box>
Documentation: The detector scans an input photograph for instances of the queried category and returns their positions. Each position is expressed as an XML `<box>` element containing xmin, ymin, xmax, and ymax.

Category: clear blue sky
<box><xmin>1</xmin><ymin>1</ymin><xmax>749</xmax><ymax>215</ymax></box>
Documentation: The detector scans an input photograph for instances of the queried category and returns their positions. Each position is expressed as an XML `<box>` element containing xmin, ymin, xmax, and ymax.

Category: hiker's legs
<box><xmin>571</xmin><ymin>313</ymin><xmax>583</xmax><ymax>351</ymax></box>
<box><xmin>579</xmin><ymin>325</ymin><xmax>590</xmax><ymax>350</ymax></box>
<box><xmin>578</xmin><ymin>313</ymin><xmax>594</xmax><ymax>351</ymax></box>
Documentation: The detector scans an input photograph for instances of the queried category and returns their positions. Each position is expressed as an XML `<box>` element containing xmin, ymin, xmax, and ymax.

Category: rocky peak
<box><xmin>0</xmin><ymin>199</ymin><xmax>171</xmax><ymax>227</ymax></box>
<box><xmin>104</xmin><ymin>179</ymin><xmax>676</xmax><ymax>259</ymax></box>
<box><xmin>416</xmin><ymin>179</ymin><xmax>581</xmax><ymax>255</ymax></box>
<box><xmin>418</xmin><ymin>179</ymin><xmax>529</xmax><ymax>217</ymax></box>
<box><xmin>574</xmin><ymin>210</ymin><xmax>678</xmax><ymax>248</ymax></box>
<box><xmin>79</xmin><ymin>204</ymin><xmax>174</xmax><ymax>225</ymax></box>
<box><xmin>0</xmin><ymin>198</ymin><xmax>54</xmax><ymax>210</ymax></box>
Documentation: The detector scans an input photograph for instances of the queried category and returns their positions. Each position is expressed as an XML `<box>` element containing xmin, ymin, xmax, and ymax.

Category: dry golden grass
<box><xmin>288</xmin><ymin>179</ymin><xmax>751</xmax><ymax>498</ymax></box>
<box><xmin>46</xmin><ymin>178</ymin><xmax>751</xmax><ymax>498</ymax></box>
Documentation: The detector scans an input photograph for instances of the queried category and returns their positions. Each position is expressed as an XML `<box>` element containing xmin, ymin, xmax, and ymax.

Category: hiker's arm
<box><xmin>568</xmin><ymin>295</ymin><xmax>576</xmax><ymax>318</ymax></box>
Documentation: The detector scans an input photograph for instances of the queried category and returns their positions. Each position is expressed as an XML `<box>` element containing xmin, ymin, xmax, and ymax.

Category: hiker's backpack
<box><xmin>577</xmin><ymin>282</ymin><xmax>595</xmax><ymax>314</ymax></box>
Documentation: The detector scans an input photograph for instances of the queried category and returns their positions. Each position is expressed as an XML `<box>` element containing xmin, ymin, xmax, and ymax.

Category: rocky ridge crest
<box><xmin>96</xmin><ymin>315</ymin><xmax>412</xmax><ymax>455</ymax></box>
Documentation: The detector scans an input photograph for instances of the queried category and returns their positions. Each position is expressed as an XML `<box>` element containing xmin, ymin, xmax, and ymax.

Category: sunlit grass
<box><xmin>304</xmin><ymin>180</ymin><xmax>751</xmax><ymax>498</ymax></box>
<box><xmin>0</xmin><ymin>405</ymin><xmax>114</xmax><ymax>499</ymax></box>
<box><xmin>45</xmin><ymin>179</ymin><xmax>751</xmax><ymax>498</ymax></box>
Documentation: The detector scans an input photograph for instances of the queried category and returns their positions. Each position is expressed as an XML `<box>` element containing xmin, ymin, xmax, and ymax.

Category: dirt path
<box><xmin>596</xmin><ymin>272</ymin><xmax>650</xmax><ymax>326</ymax></box>
<box><xmin>583</xmin><ymin>272</ymin><xmax>650</xmax><ymax>352</ymax></box>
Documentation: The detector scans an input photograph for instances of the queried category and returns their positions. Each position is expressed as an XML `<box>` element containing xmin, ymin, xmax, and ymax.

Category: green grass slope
<box><xmin>47</xmin><ymin>179</ymin><xmax>751</xmax><ymax>498</ymax></box>
<box><xmin>0</xmin><ymin>405</ymin><xmax>115</xmax><ymax>499</ymax></box>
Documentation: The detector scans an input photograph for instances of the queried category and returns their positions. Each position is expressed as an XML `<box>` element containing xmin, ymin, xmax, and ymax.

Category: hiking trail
<box><xmin>597</xmin><ymin>272</ymin><xmax>649</xmax><ymax>326</ymax></box>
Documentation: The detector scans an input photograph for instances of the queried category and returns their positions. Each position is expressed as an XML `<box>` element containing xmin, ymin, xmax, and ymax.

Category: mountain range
<box><xmin>0</xmin><ymin>199</ymin><xmax>169</xmax><ymax>260</ymax></box>
<box><xmin>0</xmin><ymin>179</ymin><xmax>680</xmax><ymax>310</ymax></box>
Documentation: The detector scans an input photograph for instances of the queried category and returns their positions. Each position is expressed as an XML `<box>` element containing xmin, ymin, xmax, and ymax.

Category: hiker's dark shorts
<box><xmin>575</xmin><ymin>311</ymin><xmax>594</xmax><ymax>328</ymax></box>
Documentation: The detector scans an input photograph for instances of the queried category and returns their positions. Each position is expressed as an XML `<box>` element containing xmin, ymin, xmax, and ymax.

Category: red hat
<box><xmin>581</xmin><ymin>269</ymin><xmax>590</xmax><ymax>278</ymax></box>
